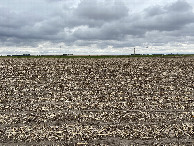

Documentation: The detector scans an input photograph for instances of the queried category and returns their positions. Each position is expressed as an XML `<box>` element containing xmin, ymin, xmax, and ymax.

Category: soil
<box><xmin>0</xmin><ymin>57</ymin><xmax>193</xmax><ymax>145</ymax></box>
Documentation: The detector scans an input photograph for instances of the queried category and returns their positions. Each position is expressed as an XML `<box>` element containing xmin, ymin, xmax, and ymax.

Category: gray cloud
<box><xmin>165</xmin><ymin>0</ymin><xmax>192</xmax><ymax>12</ymax></box>
<box><xmin>144</xmin><ymin>6</ymin><xmax>165</xmax><ymax>16</ymax></box>
<box><xmin>74</xmin><ymin>0</ymin><xmax>129</xmax><ymax>21</ymax></box>
<box><xmin>69</xmin><ymin>0</ymin><xmax>194</xmax><ymax>42</ymax></box>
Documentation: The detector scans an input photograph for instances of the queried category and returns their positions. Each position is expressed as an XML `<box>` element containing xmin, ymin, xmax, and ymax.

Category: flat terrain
<box><xmin>0</xmin><ymin>57</ymin><xmax>193</xmax><ymax>145</ymax></box>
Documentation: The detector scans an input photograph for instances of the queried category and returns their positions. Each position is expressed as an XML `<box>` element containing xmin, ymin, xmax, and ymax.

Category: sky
<box><xmin>0</xmin><ymin>0</ymin><xmax>194</xmax><ymax>55</ymax></box>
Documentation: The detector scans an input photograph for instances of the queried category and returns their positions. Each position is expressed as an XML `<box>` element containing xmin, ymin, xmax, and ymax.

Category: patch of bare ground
<box><xmin>0</xmin><ymin>57</ymin><xmax>193</xmax><ymax>145</ymax></box>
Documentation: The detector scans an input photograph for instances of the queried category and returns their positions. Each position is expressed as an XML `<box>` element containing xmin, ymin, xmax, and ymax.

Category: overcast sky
<box><xmin>0</xmin><ymin>0</ymin><xmax>194</xmax><ymax>55</ymax></box>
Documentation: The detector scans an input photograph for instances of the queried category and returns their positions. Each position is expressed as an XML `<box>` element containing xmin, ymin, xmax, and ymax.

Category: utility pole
<box><xmin>60</xmin><ymin>46</ymin><xmax>62</xmax><ymax>55</ymax></box>
<box><xmin>134</xmin><ymin>48</ymin><xmax>136</xmax><ymax>55</ymax></box>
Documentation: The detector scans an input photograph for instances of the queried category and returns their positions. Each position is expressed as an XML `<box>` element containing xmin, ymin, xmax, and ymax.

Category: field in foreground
<box><xmin>0</xmin><ymin>57</ymin><xmax>193</xmax><ymax>145</ymax></box>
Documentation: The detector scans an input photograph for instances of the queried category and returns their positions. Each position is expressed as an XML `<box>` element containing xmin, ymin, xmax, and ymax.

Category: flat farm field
<box><xmin>0</xmin><ymin>57</ymin><xmax>193</xmax><ymax>145</ymax></box>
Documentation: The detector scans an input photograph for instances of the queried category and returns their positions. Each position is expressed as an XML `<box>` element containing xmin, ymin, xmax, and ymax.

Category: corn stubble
<box><xmin>0</xmin><ymin>57</ymin><xmax>193</xmax><ymax>145</ymax></box>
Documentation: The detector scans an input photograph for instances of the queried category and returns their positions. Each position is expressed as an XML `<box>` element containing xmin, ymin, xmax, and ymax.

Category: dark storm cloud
<box><xmin>0</xmin><ymin>0</ymin><xmax>194</xmax><ymax>52</ymax></box>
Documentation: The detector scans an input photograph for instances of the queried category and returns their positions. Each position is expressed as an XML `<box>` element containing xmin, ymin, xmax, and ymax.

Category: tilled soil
<box><xmin>0</xmin><ymin>57</ymin><xmax>193</xmax><ymax>145</ymax></box>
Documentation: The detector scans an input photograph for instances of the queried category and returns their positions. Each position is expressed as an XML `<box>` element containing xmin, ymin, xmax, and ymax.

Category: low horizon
<box><xmin>1</xmin><ymin>53</ymin><xmax>194</xmax><ymax>57</ymax></box>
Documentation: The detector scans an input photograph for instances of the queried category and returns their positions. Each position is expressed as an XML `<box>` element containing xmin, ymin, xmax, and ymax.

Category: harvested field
<box><xmin>0</xmin><ymin>57</ymin><xmax>193</xmax><ymax>145</ymax></box>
